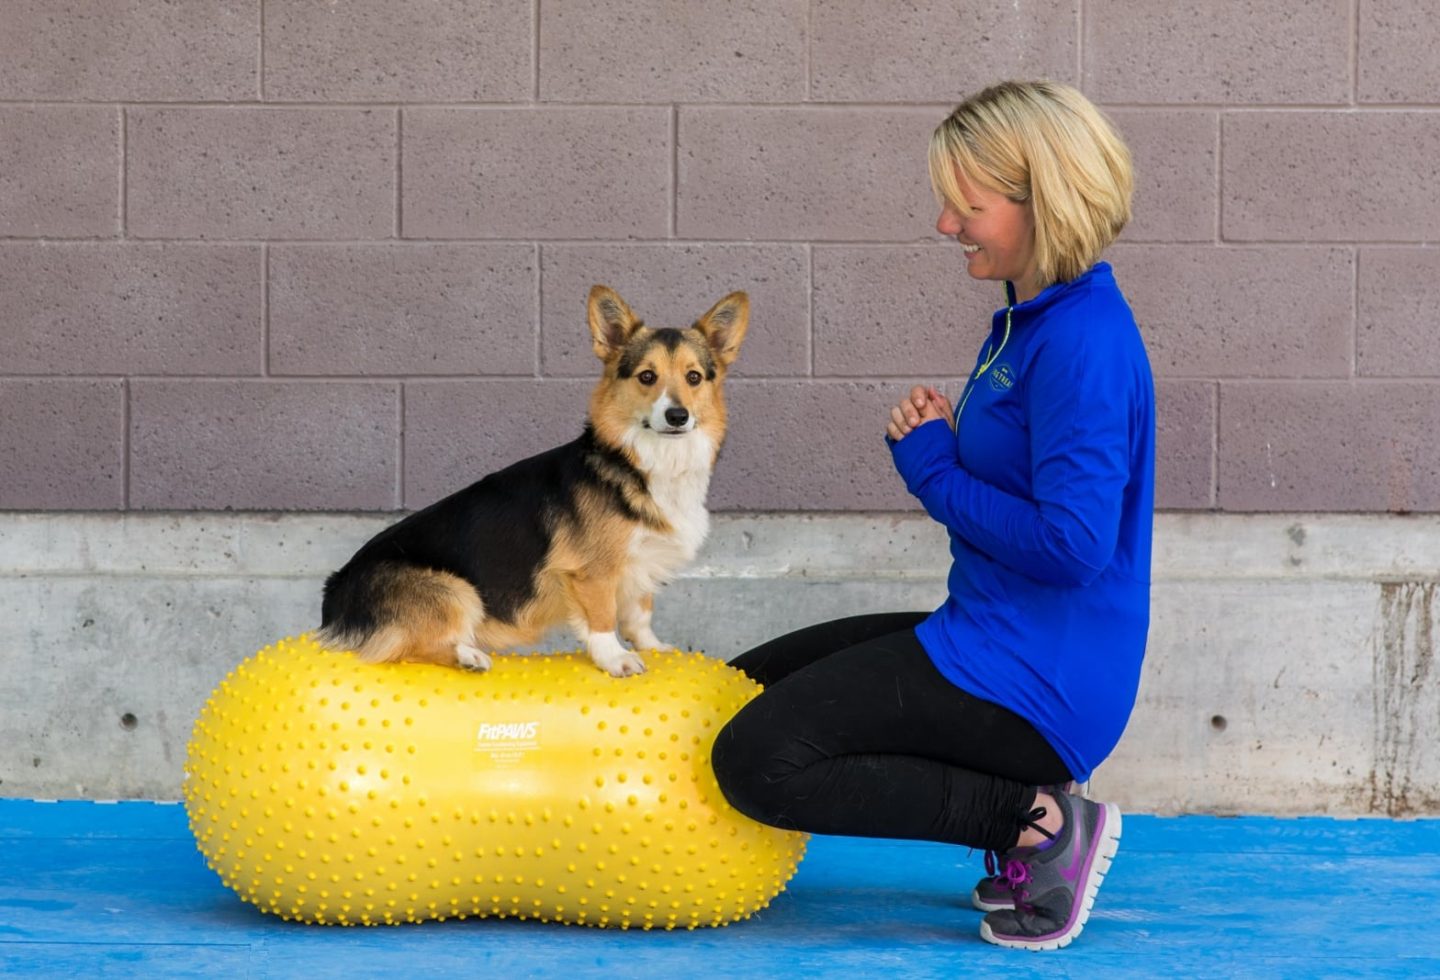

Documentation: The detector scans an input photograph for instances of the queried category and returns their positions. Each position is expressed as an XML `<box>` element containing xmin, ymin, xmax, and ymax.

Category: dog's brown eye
<box><xmin>686</xmin><ymin>370</ymin><xmax>703</xmax><ymax>386</ymax></box>
<box><xmin>637</xmin><ymin>370</ymin><xmax>657</xmax><ymax>386</ymax></box>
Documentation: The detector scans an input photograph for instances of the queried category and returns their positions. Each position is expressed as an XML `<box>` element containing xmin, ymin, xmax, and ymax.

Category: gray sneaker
<box><xmin>971</xmin><ymin>851</ymin><xmax>1021</xmax><ymax>912</ymax></box>
<box><xmin>978</xmin><ymin>790</ymin><xmax>1122</xmax><ymax>950</ymax></box>
<box><xmin>969</xmin><ymin>782</ymin><xmax>1080</xmax><ymax>913</ymax></box>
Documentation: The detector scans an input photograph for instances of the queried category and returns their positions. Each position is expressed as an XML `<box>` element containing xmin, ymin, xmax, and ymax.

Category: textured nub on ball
<box><xmin>182</xmin><ymin>635</ymin><xmax>807</xmax><ymax>929</ymax></box>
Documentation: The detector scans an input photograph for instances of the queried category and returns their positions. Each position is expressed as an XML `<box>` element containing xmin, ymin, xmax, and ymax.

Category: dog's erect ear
<box><xmin>588</xmin><ymin>285</ymin><xmax>643</xmax><ymax>361</ymax></box>
<box><xmin>693</xmin><ymin>291</ymin><xmax>749</xmax><ymax>368</ymax></box>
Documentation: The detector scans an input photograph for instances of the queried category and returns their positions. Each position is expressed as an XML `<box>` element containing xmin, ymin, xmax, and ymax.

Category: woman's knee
<box><xmin>711</xmin><ymin>706</ymin><xmax>799</xmax><ymax>827</ymax></box>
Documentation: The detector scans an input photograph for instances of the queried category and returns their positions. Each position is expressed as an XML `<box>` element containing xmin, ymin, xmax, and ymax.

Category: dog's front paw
<box><xmin>598</xmin><ymin>650</ymin><xmax>647</xmax><ymax>677</ymax></box>
<box><xmin>455</xmin><ymin>644</ymin><xmax>493</xmax><ymax>672</ymax></box>
<box><xmin>587</xmin><ymin>632</ymin><xmax>647</xmax><ymax>678</ymax></box>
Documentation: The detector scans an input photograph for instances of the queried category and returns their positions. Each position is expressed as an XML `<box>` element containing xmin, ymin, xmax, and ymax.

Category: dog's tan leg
<box><xmin>618</xmin><ymin>590</ymin><xmax>669</xmax><ymax>652</ymax></box>
<box><xmin>562</xmin><ymin>570</ymin><xmax>645</xmax><ymax>677</ymax></box>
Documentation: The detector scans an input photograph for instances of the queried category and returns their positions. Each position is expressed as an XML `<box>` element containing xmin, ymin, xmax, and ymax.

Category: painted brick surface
<box><xmin>127</xmin><ymin>109</ymin><xmax>395</xmax><ymax>240</ymax></box>
<box><xmin>0</xmin><ymin>1</ymin><xmax>256</xmax><ymax>102</ymax></box>
<box><xmin>3</xmin><ymin>3</ymin><xmax>1439</xmax><ymax>515</ymax></box>
<box><xmin>409</xmin><ymin>377</ymin><xmax>919</xmax><ymax>513</ymax></box>
<box><xmin>403</xmin><ymin>380</ymin><xmax>594</xmax><ymax>508</ymax></box>
<box><xmin>1155</xmin><ymin>380</ymin><xmax>1215</xmax><ymax>510</ymax></box>
<box><xmin>539</xmin><ymin>245</ymin><xmax>809</xmax><ymax>378</ymax></box>
<box><xmin>714</xmin><ymin>381</ymin><xmax>916</xmax><ymax>511</ymax></box>
<box><xmin>1359</xmin><ymin>0</ymin><xmax>1440</xmax><ymax>103</ymax></box>
<box><xmin>1224</xmin><ymin>113</ymin><xmax>1440</xmax><ymax>243</ymax></box>
<box><xmin>812</xmin><ymin>246</ymin><xmax>998</xmax><ymax>377</ymax></box>
<box><xmin>129</xmin><ymin>382</ymin><xmax>399</xmax><ymax>511</ymax></box>
<box><xmin>0</xmin><ymin>244</ymin><xmax>260</xmax><ymax>376</ymax></box>
<box><xmin>269</xmin><ymin>245</ymin><xmax>537</xmax><ymax>376</ymax></box>
<box><xmin>1219</xmin><ymin>382</ymin><xmax>1440</xmax><ymax>512</ymax></box>
<box><xmin>1085</xmin><ymin>0</ymin><xmax>1351</xmax><ymax>104</ymax></box>
<box><xmin>264</xmin><ymin>0</ymin><xmax>531</xmax><ymax>103</ymax></box>
<box><xmin>540</xmin><ymin>0</ymin><xmax>807</xmax><ymax>103</ymax></box>
<box><xmin>678</xmin><ymin>108</ymin><xmax>940</xmax><ymax>241</ymax></box>
<box><xmin>0</xmin><ymin>108</ymin><xmax>119</xmax><ymax>238</ymax></box>
<box><xmin>1109</xmin><ymin>245</ymin><xmax>1353</xmax><ymax>379</ymax></box>
<box><xmin>403</xmin><ymin>108</ymin><xmax>671</xmax><ymax>239</ymax></box>
<box><xmin>0</xmin><ymin>380</ymin><xmax>124</xmax><ymax>509</ymax></box>
<box><xmin>810</xmin><ymin>0</ymin><xmax>1076</xmax><ymax>101</ymax></box>
<box><xmin>1110</xmin><ymin>110</ymin><xmax>1217</xmax><ymax>244</ymax></box>
<box><xmin>1358</xmin><ymin>248</ymin><xmax>1440</xmax><ymax>378</ymax></box>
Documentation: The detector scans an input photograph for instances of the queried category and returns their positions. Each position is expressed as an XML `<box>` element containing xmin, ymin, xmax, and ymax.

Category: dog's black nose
<box><xmin>664</xmin><ymin>407</ymin><xmax>689</xmax><ymax>428</ymax></box>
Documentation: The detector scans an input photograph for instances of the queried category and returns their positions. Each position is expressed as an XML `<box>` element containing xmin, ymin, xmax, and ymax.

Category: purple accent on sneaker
<box><xmin>1058</xmin><ymin>824</ymin><xmax>1088</xmax><ymax>882</ymax></box>
<box><xmin>1041</xmin><ymin>802</ymin><xmax>1108</xmax><ymax>936</ymax></box>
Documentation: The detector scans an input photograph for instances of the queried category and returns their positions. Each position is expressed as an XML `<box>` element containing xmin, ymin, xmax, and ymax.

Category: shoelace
<box><xmin>983</xmin><ymin>803</ymin><xmax>1055</xmax><ymax>915</ymax></box>
<box><xmin>1000</xmin><ymin>856</ymin><xmax>1036</xmax><ymax>913</ymax></box>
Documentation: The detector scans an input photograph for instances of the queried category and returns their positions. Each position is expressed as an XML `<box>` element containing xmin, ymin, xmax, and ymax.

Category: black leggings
<box><xmin>711</xmin><ymin>613</ymin><xmax>1071</xmax><ymax>854</ymax></box>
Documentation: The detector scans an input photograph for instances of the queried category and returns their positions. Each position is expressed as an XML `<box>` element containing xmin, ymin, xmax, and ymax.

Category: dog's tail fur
<box><xmin>315</xmin><ymin>561</ymin><xmax>485</xmax><ymax>665</ymax></box>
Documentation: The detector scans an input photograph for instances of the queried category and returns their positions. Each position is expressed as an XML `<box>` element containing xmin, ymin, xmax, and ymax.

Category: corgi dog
<box><xmin>315</xmin><ymin>285</ymin><xmax>749</xmax><ymax>677</ymax></box>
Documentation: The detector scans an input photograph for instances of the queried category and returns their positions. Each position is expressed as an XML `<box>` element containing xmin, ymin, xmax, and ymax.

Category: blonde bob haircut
<box><xmin>929</xmin><ymin>80</ymin><xmax>1133</xmax><ymax>289</ymax></box>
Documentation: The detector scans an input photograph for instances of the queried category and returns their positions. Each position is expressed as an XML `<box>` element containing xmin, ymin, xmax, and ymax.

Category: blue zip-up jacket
<box><xmin>888</xmin><ymin>262</ymin><xmax>1154</xmax><ymax>782</ymax></box>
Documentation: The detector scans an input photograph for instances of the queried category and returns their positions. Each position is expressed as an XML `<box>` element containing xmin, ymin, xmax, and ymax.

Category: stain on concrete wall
<box><xmin>1370</xmin><ymin>581</ymin><xmax>1439</xmax><ymax>816</ymax></box>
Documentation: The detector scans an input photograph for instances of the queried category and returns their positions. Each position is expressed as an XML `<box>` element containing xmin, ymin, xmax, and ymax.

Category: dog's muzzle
<box><xmin>646</xmin><ymin>402</ymin><xmax>694</xmax><ymax>435</ymax></box>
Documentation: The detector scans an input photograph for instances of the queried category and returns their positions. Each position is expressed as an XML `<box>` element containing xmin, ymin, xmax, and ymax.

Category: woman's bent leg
<box><xmin>713</xmin><ymin>629</ymin><xmax>1070</xmax><ymax>854</ymax></box>
<box><xmin>728</xmin><ymin>611</ymin><xmax>928</xmax><ymax>688</ymax></box>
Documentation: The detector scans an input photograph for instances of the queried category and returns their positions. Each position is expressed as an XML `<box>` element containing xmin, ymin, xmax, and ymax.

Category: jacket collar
<box><xmin>1002</xmin><ymin>261</ymin><xmax>1113</xmax><ymax>319</ymax></box>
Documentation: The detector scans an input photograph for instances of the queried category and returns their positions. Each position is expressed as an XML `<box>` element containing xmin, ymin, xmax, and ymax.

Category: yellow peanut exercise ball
<box><xmin>182</xmin><ymin>635</ymin><xmax>807</xmax><ymax>929</ymax></box>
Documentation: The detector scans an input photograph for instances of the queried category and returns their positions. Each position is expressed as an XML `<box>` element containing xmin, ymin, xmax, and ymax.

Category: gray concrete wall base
<box><xmin>1</xmin><ymin>512</ymin><xmax>1435</xmax><ymax>815</ymax></box>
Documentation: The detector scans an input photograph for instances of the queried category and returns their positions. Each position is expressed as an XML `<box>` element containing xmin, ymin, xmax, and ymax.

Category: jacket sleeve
<box><xmin>888</xmin><ymin>336</ymin><xmax>1131</xmax><ymax>587</ymax></box>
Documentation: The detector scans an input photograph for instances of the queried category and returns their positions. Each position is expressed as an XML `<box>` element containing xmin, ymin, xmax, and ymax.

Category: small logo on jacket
<box><xmin>989</xmin><ymin>363</ymin><xmax>1016</xmax><ymax>391</ymax></box>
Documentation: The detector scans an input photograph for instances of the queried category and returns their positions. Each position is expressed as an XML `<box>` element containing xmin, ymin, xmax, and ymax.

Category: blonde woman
<box><xmin>712</xmin><ymin>81</ymin><xmax>1153</xmax><ymax>951</ymax></box>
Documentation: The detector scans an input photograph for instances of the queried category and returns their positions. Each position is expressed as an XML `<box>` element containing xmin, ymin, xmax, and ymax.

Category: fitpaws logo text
<box><xmin>476</xmin><ymin>721</ymin><xmax>539</xmax><ymax>742</ymax></box>
<box><xmin>475</xmin><ymin>720</ymin><xmax>541</xmax><ymax>766</ymax></box>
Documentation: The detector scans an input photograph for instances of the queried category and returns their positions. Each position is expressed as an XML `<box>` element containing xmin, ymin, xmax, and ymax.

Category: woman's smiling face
<box><xmin>935</xmin><ymin>167</ymin><xmax>1040</xmax><ymax>302</ymax></box>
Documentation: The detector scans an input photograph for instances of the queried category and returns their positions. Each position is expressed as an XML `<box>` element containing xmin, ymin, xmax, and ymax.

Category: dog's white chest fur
<box><xmin>626</xmin><ymin>430</ymin><xmax>715</xmax><ymax>592</ymax></box>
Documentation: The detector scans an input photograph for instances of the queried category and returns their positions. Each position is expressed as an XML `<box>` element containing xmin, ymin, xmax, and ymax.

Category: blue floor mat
<box><xmin>2</xmin><ymin>800</ymin><xmax>1438</xmax><ymax>978</ymax></box>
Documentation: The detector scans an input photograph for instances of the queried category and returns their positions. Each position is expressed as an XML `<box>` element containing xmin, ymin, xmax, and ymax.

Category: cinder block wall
<box><xmin>5</xmin><ymin>3</ymin><xmax>1440</xmax><ymax>811</ymax></box>
<box><xmin>4</xmin><ymin>1</ymin><xmax>1437</xmax><ymax>513</ymax></box>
